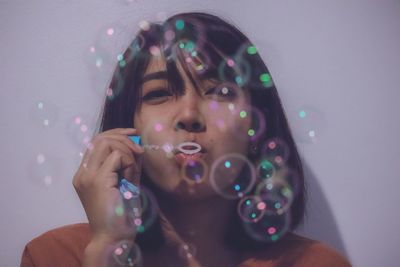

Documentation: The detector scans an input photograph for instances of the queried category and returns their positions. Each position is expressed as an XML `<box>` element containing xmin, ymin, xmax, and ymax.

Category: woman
<box><xmin>21</xmin><ymin>12</ymin><xmax>351</xmax><ymax>267</ymax></box>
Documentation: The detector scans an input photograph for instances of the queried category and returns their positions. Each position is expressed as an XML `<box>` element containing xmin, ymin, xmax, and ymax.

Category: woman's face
<box><xmin>133</xmin><ymin>54</ymin><xmax>253</xmax><ymax>199</ymax></box>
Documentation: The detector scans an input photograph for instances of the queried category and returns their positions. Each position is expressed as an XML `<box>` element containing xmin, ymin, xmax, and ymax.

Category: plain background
<box><xmin>1</xmin><ymin>0</ymin><xmax>400</xmax><ymax>266</ymax></box>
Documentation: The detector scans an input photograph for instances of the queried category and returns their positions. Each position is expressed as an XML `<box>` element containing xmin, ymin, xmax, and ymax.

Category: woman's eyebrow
<box><xmin>142</xmin><ymin>71</ymin><xmax>168</xmax><ymax>83</ymax></box>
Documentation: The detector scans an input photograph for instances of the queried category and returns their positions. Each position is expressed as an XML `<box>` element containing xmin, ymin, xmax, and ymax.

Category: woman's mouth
<box><xmin>174</xmin><ymin>152</ymin><xmax>205</xmax><ymax>165</ymax></box>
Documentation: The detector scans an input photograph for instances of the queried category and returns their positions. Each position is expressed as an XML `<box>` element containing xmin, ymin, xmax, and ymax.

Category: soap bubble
<box><xmin>233</xmin><ymin>105</ymin><xmax>266</xmax><ymax>143</ymax></box>
<box><xmin>180</xmin><ymin>158</ymin><xmax>208</xmax><ymax>185</ymax></box>
<box><xmin>260</xmin><ymin>138</ymin><xmax>290</xmax><ymax>167</ymax></box>
<box><xmin>218</xmin><ymin>56</ymin><xmax>252</xmax><ymax>86</ymax></box>
<box><xmin>256</xmin><ymin>158</ymin><xmax>276</xmax><ymax>180</ymax></box>
<box><xmin>255</xmin><ymin>177</ymin><xmax>294</xmax><ymax>216</ymax></box>
<box><xmin>206</xmin><ymin>83</ymin><xmax>248</xmax><ymax>134</ymax></box>
<box><xmin>163</xmin><ymin>17</ymin><xmax>206</xmax><ymax>53</ymax></box>
<box><xmin>237</xmin><ymin>195</ymin><xmax>266</xmax><ymax>223</ymax></box>
<box><xmin>210</xmin><ymin>153</ymin><xmax>256</xmax><ymax>199</ymax></box>
<box><xmin>27</xmin><ymin>153</ymin><xmax>55</xmax><ymax>187</ymax></box>
<box><xmin>290</xmin><ymin>106</ymin><xmax>325</xmax><ymax>144</ymax></box>
<box><xmin>242</xmin><ymin>212</ymin><xmax>291</xmax><ymax>243</ymax></box>
<box><xmin>85</xmin><ymin>23</ymin><xmax>134</xmax><ymax>96</ymax></box>
<box><xmin>29</xmin><ymin>101</ymin><xmax>58</xmax><ymax>128</ymax></box>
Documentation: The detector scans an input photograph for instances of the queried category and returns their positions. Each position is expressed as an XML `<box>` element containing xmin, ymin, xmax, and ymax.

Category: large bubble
<box><xmin>209</xmin><ymin>153</ymin><xmax>256</xmax><ymax>199</ymax></box>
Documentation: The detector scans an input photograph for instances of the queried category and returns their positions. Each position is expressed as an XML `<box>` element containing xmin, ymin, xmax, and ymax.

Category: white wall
<box><xmin>1</xmin><ymin>0</ymin><xmax>399</xmax><ymax>266</ymax></box>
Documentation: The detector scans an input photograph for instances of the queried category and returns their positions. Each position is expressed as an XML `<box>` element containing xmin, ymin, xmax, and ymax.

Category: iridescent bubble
<box><xmin>260</xmin><ymin>138</ymin><xmax>290</xmax><ymax>166</ymax></box>
<box><xmin>27</xmin><ymin>153</ymin><xmax>55</xmax><ymax>187</ymax></box>
<box><xmin>112</xmin><ymin>241</ymin><xmax>142</xmax><ymax>267</ymax></box>
<box><xmin>218</xmin><ymin>56</ymin><xmax>251</xmax><ymax>86</ymax></box>
<box><xmin>29</xmin><ymin>101</ymin><xmax>58</xmax><ymax>128</ymax></box>
<box><xmin>237</xmin><ymin>195</ymin><xmax>266</xmax><ymax>223</ymax></box>
<box><xmin>290</xmin><ymin>106</ymin><xmax>325</xmax><ymax>144</ymax></box>
<box><xmin>163</xmin><ymin>17</ymin><xmax>206</xmax><ymax>55</ymax></box>
<box><xmin>210</xmin><ymin>153</ymin><xmax>256</xmax><ymax>199</ymax></box>
<box><xmin>180</xmin><ymin>158</ymin><xmax>208</xmax><ymax>184</ymax></box>
<box><xmin>255</xmin><ymin>177</ymin><xmax>294</xmax><ymax>216</ymax></box>
<box><xmin>256</xmin><ymin>158</ymin><xmax>276</xmax><ymax>180</ymax></box>
<box><xmin>242</xmin><ymin>212</ymin><xmax>291</xmax><ymax>243</ymax></box>
<box><xmin>178</xmin><ymin>243</ymin><xmax>197</xmax><ymax>259</ymax></box>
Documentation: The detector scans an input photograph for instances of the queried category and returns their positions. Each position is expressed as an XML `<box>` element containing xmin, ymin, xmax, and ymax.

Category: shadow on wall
<box><xmin>295</xmin><ymin>161</ymin><xmax>349</xmax><ymax>259</ymax></box>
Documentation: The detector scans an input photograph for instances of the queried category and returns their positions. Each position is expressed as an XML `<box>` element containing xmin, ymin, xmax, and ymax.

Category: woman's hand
<box><xmin>72</xmin><ymin>128</ymin><xmax>144</xmax><ymax>266</ymax></box>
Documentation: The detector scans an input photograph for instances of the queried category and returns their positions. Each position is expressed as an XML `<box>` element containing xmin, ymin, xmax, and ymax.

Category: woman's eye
<box><xmin>142</xmin><ymin>89</ymin><xmax>172</xmax><ymax>102</ymax></box>
<box><xmin>206</xmin><ymin>86</ymin><xmax>236</xmax><ymax>99</ymax></box>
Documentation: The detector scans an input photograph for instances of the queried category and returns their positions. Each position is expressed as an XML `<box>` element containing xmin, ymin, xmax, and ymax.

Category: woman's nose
<box><xmin>174</xmin><ymin>95</ymin><xmax>206</xmax><ymax>132</ymax></box>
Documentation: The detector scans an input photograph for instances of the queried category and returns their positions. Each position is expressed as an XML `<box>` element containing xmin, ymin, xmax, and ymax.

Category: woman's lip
<box><xmin>174</xmin><ymin>152</ymin><xmax>205</xmax><ymax>165</ymax></box>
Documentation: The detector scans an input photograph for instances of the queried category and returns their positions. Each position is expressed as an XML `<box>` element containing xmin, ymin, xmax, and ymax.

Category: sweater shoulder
<box><xmin>22</xmin><ymin>223</ymin><xmax>91</xmax><ymax>267</ymax></box>
<box><xmin>239</xmin><ymin>233</ymin><xmax>352</xmax><ymax>267</ymax></box>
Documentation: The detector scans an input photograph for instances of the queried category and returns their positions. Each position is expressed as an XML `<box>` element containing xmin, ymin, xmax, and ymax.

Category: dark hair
<box><xmin>99</xmin><ymin>12</ymin><xmax>306</xmax><ymax>251</ymax></box>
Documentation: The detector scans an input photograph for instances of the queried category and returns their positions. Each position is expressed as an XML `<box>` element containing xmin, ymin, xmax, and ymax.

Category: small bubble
<box><xmin>227</xmin><ymin>59</ymin><xmax>235</xmax><ymax>67</ymax></box>
<box><xmin>154</xmin><ymin>123</ymin><xmax>163</xmax><ymax>132</ymax></box>
<box><xmin>80</xmin><ymin>124</ymin><xmax>88</xmax><ymax>133</ymax></box>
<box><xmin>139</xmin><ymin>20</ymin><xmax>150</xmax><ymax>31</ymax></box>
<box><xmin>114</xmin><ymin>247</ymin><xmax>123</xmax><ymax>256</ymax></box>
<box><xmin>175</xmin><ymin>19</ymin><xmax>185</xmax><ymax>30</ymax></box>
<box><xmin>115</xmin><ymin>206</ymin><xmax>124</xmax><ymax>216</ymax></box>
<box><xmin>36</xmin><ymin>154</ymin><xmax>45</xmax><ymax>164</ymax></box>
<box><xmin>106</xmin><ymin>28</ymin><xmax>114</xmax><ymax>36</ymax></box>
<box><xmin>268</xmin><ymin>227</ymin><xmax>277</xmax><ymax>235</ymax></box>
<box><xmin>247</xmin><ymin>45</ymin><xmax>258</xmax><ymax>55</ymax></box>
<box><xmin>164</xmin><ymin>30</ymin><xmax>175</xmax><ymax>41</ymax></box>
<box><xmin>149</xmin><ymin>46</ymin><xmax>161</xmax><ymax>56</ymax></box>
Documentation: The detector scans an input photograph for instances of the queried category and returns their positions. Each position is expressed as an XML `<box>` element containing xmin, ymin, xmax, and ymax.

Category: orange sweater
<box><xmin>20</xmin><ymin>223</ymin><xmax>351</xmax><ymax>267</ymax></box>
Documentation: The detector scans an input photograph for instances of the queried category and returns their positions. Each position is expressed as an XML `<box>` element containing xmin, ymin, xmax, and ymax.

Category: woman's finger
<box><xmin>83</xmin><ymin>137</ymin><xmax>135</xmax><ymax>172</ymax></box>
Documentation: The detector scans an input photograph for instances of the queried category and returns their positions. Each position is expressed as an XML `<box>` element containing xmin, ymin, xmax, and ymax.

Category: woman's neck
<box><xmin>155</xmin><ymin>192</ymin><xmax>242</xmax><ymax>266</ymax></box>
